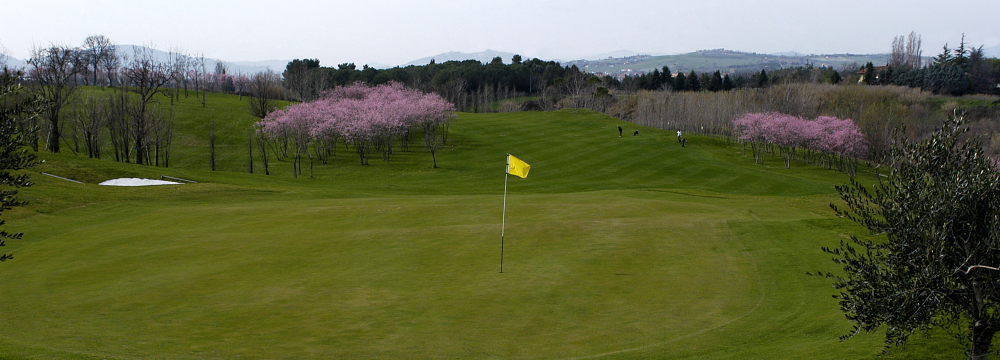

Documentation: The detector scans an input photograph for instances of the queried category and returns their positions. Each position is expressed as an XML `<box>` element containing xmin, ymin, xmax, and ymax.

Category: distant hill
<box><xmin>771</xmin><ymin>51</ymin><xmax>809</xmax><ymax>57</ymax></box>
<box><xmin>2</xmin><ymin>55</ymin><xmax>27</xmax><ymax>70</ymax></box>
<box><xmin>2</xmin><ymin>45</ymin><xmax>289</xmax><ymax>75</ymax></box>
<box><xmin>402</xmin><ymin>50</ymin><xmax>521</xmax><ymax>66</ymax></box>
<box><xmin>564</xmin><ymin>49</ymin><xmax>890</xmax><ymax>76</ymax></box>
<box><xmin>580</xmin><ymin>50</ymin><xmax>660</xmax><ymax>60</ymax></box>
<box><xmin>111</xmin><ymin>45</ymin><xmax>289</xmax><ymax>75</ymax></box>
<box><xmin>983</xmin><ymin>46</ymin><xmax>1000</xmax><ymax>58</ymax></box>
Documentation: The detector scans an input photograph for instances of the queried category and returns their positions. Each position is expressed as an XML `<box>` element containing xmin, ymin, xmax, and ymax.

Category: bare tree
<box><xmin>105</xmin><ymin>90</ymin><xmax>133</xmax><ymax>162</ymax></box>
<box><xmin>28</xmin><ymin>44</ymin><xmax>83</xmax><ymax>153</ymax></box>
<box><xmin>892</xmin><ymin>32</ymin><xmax>923</xmax><ymax>71</ymax></box>
<box><xmin>122</xmin><ymin>46</ymin><xmax>172</xmax><ymax>165</ymax></box>
<box><xmin>100</xmin><ymin>45</ymin><xmax>121</xmax><ymax>87</ymax></box>
<box><xmin>905</xmin><ymin>31</ymin><xmax>922</xmax><ymax>70</ymax></box>
<box><xmin>233</xmin><ymin>73</ymin><xmax>249</xmax><ymax>100</ymax></box>
<box><xmin>256</xmin><ymin>126</ymin><xmax>270</xmax><ymax>175</ymax></box>
<box><xmin>891</xmin><ymin>35</ymin><xmax>906</xmax><ymax>69</ymax></box>
<box><xmin>82</xmin><ymin>35</ymin><xmax>114</xmax><ymax>88</ymax></box>
<box><xmin>0</xmin><ymin>42</ymin><xmax>10</xmax><ymax>69</ymax></box>
<box><xmin>213</xmin><ymin>61</ymin><xmax>229</xmax><ymax>93</ymax></box>
<box><xmin>247</xmin><ymin>69</ymin><xmax>282</xmax><ymax>119</ymax></box>
<box><xmin>167</xmin><ymin>47</ymin><xmax>188</xmax><ymax>102</ymax></box>
<box><xmin>190</xmin><ymin>54</ymin><xmax>207</xmax><ymax>106</ymax></box>
<box><xmin>209</xmin><ymin>119</ymin><xmax>216</xmax><ymax>171</ymax></box>
<box><xmin>422</xmin><ymin>119</ymin><xmax>451</xmax><ymax>168</ymax></box>
<box><xmin>74</xmin><ymin>95</ymin><xmax>108</xmax><ymax>158</ymax></box>
<box><xmin>214</xmin><ymin>61</ymin><xmax>228</xmax><ymax>76</ymax></box>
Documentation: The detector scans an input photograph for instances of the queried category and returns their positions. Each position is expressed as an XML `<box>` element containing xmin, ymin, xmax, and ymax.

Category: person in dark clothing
<box><xmin>681</xmin><ymin>138</ymin><xmax>687</xmax><ymax>147</ymax></box>
<box><xmin>633</xmin><ymin>130</ymin><xmax>639</xmax><ymax>136</ymax></box>
<box><xmin>618</xmin><ymin>126</ymin><xmax>622</xmax><ymax>137</ymax></box>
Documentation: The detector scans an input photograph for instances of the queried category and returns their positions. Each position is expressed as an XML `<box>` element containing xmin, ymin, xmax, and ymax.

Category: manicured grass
<box><xmin>0</xmin><ymin>98</ymin><xmax>965</xmax><ymax>359</ymax></box>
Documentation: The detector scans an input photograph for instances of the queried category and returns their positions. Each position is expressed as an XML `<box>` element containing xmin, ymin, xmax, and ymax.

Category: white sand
<box><xmin>99</xmin><ymin>178</ymin><xmax>182</xmax><ymax>186</ymax></box>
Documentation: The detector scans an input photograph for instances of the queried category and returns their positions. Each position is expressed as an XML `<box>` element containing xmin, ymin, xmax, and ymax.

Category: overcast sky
<box><xmin>2</xmin><ymin>0</ymin><xmax>997</xmax><ymax>66</ymax></box>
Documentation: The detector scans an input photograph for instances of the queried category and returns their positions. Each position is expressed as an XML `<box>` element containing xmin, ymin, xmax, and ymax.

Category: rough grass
<box><xmin>0</xmin><ymin>95</ymin><xmax>966</xmax><ymax>359</ymax></box>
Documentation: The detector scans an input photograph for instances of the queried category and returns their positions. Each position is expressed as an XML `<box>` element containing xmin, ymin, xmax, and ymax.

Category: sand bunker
<box><xmin>99</xmin><ymin>178</ymin><xmax>182</xmax><ymax>186</ymax></box>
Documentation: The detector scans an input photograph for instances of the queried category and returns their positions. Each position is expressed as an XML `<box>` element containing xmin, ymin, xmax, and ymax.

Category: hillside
<box><xmin>402</xmin><ymin>49</ymin><xmax>521</xmax><ymax>67</ymax></box>
<box><xmin>565</xmin><ymin>49</ymin><xmax>890</xmax><ymax>76</ymax></box>
<box><xmin>0</xmin><ymin>91</ymin><xmax>963</xmax><ymax>359</ymax></box>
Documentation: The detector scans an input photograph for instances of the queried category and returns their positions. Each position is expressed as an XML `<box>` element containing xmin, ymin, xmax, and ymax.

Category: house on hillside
<box><xmin>857</xmin><ymin>63</ymin><xmax>890</xmax><ymax>83</ymax></box>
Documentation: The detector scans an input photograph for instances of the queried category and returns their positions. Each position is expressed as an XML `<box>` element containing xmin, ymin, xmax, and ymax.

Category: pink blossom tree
<box><xmin>733</xmin><ymin>112</ymin><xmax>867</xmax><ymax>176</ymax></box>
<box><xmin>258</xmin><ymin>82</ymin><xmax>454</xmax><ymax>173</ymax></box>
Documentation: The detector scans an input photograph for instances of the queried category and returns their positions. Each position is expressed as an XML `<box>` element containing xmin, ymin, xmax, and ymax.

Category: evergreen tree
<box><xmin>686</xmin><ymin>70</ymin><xmax>701</xmax><ymax>91</ymax></box>
<box><xmin>830</xmin><ymin>70</ymin><xmax>842</xmax><ymax>85</ymax></box>
<box><xmin>661</xmin><ymin>66</ymin><xmax>674</xmax><ymax>89</ymax></box>
<box><xmin>933</xmin><ymin>44</ymin><xmax>953</xmax><ymax>67</ymax></box>
<box><xmin>923</xmin><ymin>64</ymin><xmax>970</xmax><ymax>96</ymax></box>
<box><xmin>0</xmin><ymin>70</ymin><xmax>45</xmax><ymax>262</ymax></box>
<box><xmin>708</xmin><ymin>70</ymin><xmax>723</xmax><ymax>92</ymax></box>
<box><xmin>952</xmin><ymin>34</ymin><xmax>970</xmax><ymax>71</ymax></box>
<box><xmin>722</xmin><ymin>73</ymin><xmax>734</xmax><ymax>91</ymax></box>
<box><xmin>673</xmin><ymin>72</ymin><xmax>687</xmax><ymax>91</ymax></box>
<box><xmin>756</xmin><ymin>69</ymin><xmax>768</xmax><ymax>88</ymax></box>
<box><xmin>863</xmin><ymin>62</ymin><xmax>875</xmax><ymax>85</ymax></box>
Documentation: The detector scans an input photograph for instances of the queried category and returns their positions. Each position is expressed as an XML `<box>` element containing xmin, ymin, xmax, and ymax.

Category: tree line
<box><xmin>257</xmin><ymin>82</ymin><xmax>455</xmax><ymax>177</ymax></box>
<box><xmin>5</xmin><ymin>35</ymin><xmax>284</xmax><ymax>170</ymax></box>
<box><xmin>858</xmin><ymin>33</ymin><xmax>999</xmax><ymax>96</ymax></box>
<box><xmin>280</xmin><ymin>55</ymin><xmax>576</xmax><ymax>112</ymax></box>
<box><xmin>733</xmin><ymin>112</ymin><xmax>868</xmax><ymax>176</ymax></box>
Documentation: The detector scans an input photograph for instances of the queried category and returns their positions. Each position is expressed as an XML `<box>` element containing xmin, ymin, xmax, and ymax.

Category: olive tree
<box><xmin>0</xmin><ymin>69</ymin><xmax>45</xmax><ymax>262</ymax></box>
<box><xmin>821</xmin><ymin>114</ymin><xmax>1000</xmax><ymax>359</ymax></box>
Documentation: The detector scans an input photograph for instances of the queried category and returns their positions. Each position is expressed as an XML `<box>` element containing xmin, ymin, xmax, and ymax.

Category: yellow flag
<box><xmin>507</xmin><ymin>154</ymin><xmax>530</xmax><ymax>178</ymax></box>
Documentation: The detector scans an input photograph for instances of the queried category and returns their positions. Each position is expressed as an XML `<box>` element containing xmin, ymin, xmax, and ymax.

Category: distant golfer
<box><xmin>633</xmin><ymin>130</ymin><xmax>639</xmax><ymax>136</ymax></box>
<box><xmin>677</xmin><ymin>130</ymin><xmax>682</xmax><ymax>142</ymax></box>
<box><xmin>618</xmin><ymin>126</ymin><xmax>622</xmax><ymax>137</ymax></box>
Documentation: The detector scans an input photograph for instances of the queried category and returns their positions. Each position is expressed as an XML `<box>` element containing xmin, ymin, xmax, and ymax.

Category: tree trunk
<box><xmin>971</xmin><ymin>326</ymin><xmax>995</xmax><ymax>360</ymax></box>
<box><xmin>48</xmin><ymin>115</ymin><xmax>61</xmax><ymax>153</ymax></box>
<box><xmin>248</xmin><ymin>131</ymin><xmax>254</xmax><ymax>174</ymax></box>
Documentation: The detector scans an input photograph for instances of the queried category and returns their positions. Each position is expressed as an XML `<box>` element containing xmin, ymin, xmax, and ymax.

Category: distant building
<box><xmin>857</xmin><ymin>63</ymin><xmax>891</xmax><ymax>83</ymax></box>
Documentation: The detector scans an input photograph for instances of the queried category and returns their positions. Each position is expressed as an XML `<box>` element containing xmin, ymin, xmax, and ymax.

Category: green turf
<box><xmin>0</xmin><ymin>98</ymin><xmax>967</xmax><ymax>359</ymax></box>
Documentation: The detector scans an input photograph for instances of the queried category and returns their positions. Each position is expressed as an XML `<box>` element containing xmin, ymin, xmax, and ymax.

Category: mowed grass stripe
<box><xmin>3</xmin><ymin>193</ymin><xmax>759</xmax><ymax>359</ymax></box>
<box><xmin>1</xmin><ymin>95</ymin><xmax>960</xmax><ymax>359</ymax></box>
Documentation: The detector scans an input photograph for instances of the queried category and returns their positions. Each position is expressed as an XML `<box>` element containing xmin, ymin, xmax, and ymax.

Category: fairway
<box><xmin>0</xmin><ymin>107</ymin><xmax>962</xmax><ymax>359</ymax></box>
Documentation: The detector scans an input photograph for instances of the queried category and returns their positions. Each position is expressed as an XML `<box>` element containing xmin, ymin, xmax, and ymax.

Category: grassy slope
<box><xmin>0</xmin><ymin>96</ymin><xmax>963</xmax><ymax>359</ymax></box>
<box><xmin>578</xmin><ymin>51</ymin><xmax>890</xmax><ymax>74</ymax></box>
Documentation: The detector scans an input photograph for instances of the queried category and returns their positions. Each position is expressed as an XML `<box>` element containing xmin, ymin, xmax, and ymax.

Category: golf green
<box><xmin>0</xmin><ymin>107</ymin><xmax>962</xmax><ymax>359</ymax></box>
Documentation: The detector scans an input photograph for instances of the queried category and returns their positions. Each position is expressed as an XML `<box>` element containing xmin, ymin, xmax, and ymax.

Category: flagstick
<box><xmin>501</xmin><ymin>170</ymin><xmax>508</xmax><ymax>273</ymax></box>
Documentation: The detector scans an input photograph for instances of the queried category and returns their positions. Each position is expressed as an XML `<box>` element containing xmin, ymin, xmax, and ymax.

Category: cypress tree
<box><xmin>661</xmin><ymin>66</ymin><xmax>674</xmax><ymax>89</ymax></box>
<box><xmin>687</xmin><ymin>70</ymin><xmax>701</xmax><ymax>91</ymax></box>
<box><xmin>830</xmin><ymin>71</ymin><xmax>842</xmax><ymax>85</ymax></box>
<box><xmin>722</xmin><ymin>73</ymin><xmax>734</xmax><ymax>91</ymax></box>
<box><xmin>708</xmin><ymin>71</ymin><xmax>723</xmax><ymax>92</ymax></box>
<box><xmin>674</xmin><ymin>72</ymin><xmax>687</xmax><ymax>91</ymax></box>
<box><xmin>756</xmin><ymin>69</ymin><xmax>769</xmax><ymax>88</ymax></box>
<box><xmin>863</xmin><ymin>62</ymin><xmax>875</xmax><ymax>85</ymax></box>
